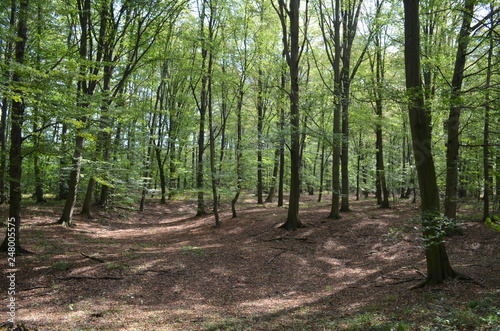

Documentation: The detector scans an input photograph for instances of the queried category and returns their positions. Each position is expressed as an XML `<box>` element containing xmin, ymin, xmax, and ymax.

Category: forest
<box><xmin>0</xmin><ymin>0</ymin><xmax>499</xmax><ymax>330</ymax></box>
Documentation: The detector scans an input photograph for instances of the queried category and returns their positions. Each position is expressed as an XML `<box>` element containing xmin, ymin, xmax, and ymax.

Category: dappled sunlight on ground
<box><xmin>2</xmin><ymin>195</ymin><xmax>499</xmax><ymax>330</ymax></box>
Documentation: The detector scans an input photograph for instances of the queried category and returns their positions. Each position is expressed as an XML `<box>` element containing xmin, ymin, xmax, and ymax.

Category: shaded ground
<box><xmin>1</xmin><ymin>195</ymin><xmax>499</xmax><ymax>330</ymax></box>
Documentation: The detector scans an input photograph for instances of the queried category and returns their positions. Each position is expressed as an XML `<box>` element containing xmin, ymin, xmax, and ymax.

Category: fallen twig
<box><xmin>19</xmin><ymin>285</ymin><xmax>51</xmax><ymax>292</ymax></box>
<box><xmin>80</xmin><ymin>252</ymin><xmax>105</xmax><ymax>263</ymax></box>
<box><xmin>58</xmin><ymin>276</ymin><xmax>123</xmax><ymax>280</ymax></box>
<box><xmin>263</xmin><ymin>236</ymin><xmax>315</xmax><ymax>244</ymax></box>
<box><xmin>267</xmin><ymin>250</ymin><xmax>286</xmax><ymax>264</ymax></box>
<box><xmin>249</xmin><ymin>222</ymin><xmax>280</xmax><ymax>237</ymax></box>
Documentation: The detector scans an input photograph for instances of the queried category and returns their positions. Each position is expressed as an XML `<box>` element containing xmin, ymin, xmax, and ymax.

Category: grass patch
<box><xmin>106</xmin><ymin>262</ymin><xmax>129</xmax><ymax>270</ymax></box>
<box><xmin>180</xmin><ymin>245</ymin><xmax>205</xmax><ymax>256</ymax></box>
<box><xmin>51</xmin><ymin>260</ymin><xmax>74</xmax><ymax>271</ymax></box>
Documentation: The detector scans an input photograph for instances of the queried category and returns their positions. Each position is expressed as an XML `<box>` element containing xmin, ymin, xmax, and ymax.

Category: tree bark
<box><xmin>482</xmin><ymin>9</ymin><xmax>494</xmax><ymax>221</ymax></box>
<box><xmin>231</xmin><ymin>82</ymin><xmax>244</xmax><ymax>218</ymax></box>
<box><xmin>277</xmin><ymin>63</ymin><xmax>286</xmax><ymax>207</ymax></box>
<box><xmin>404</xmin><ymin>0</ymin><xmax>457</xmax><ymax>286</ymax></box>
<box><xmin>266</xmin><ymin>148</ymin><xmax>280</xmax><ymax>203</ymax></box>
<box><xmin>276</xmin><ymin>0</ymin><xmax>305</xmax><ymax>230</ymax></box>
<box><xmin>58</xmin><ymin>0</ymin><xmax>92</xmax><ymax>227</ymax></box>
<box><xmin>0</xmin><ymin>1</ymin><xmax>15</xmax><ymax>205</ymax></box>
<box><xmin>444</xmin><ymin>0</ymin><xmax>476</xmax><ymax>221</ymax></box>
<box><xmin>0</xmin><ymin>0</ymin><xmax>29</xmax><ymax>252</ymax></box>
<box><xmin>81</xmin><ymin>177</ymin><xmax>96</xmax><ymax>219</ymax></box>
<box><xmin>257</xmin><ymin>68</ymin><xmax>265</xmax><ymax>205</ymax></box>
<box><xmin>207</xmin><ymin>50</ymin><xmax>220</xmax><ymax>227</ymax></box>
<box><xmin>328</xmin><ymin>0</ymin><xmax>342</xmax><ymax>220</ymax></box>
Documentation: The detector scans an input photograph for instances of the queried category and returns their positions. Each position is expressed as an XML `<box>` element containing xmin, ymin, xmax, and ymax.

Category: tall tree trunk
<box><xmin>140</xmin><ymin>113</ymin><xmax>157</xmax><ymax>212</ymax></box>
<box><xmin>195</xmin><ymin>82</ymin><xmax>207</xmax><ymax>216</ymax></box>
<box><xmin>276</xmin><ymin>0</ymin><xmax>305</xmax><ymax>230</ymax></box>
<box><xmin>277</xmin><ymin>63</ymin><xmax>286</xmax><ymax>207</ymax></box>
<box><xmin>168</xmin><ymin>139</ymin><xmax>176</xmax><ymax>201</ymax></box>
<box><xmin>58</xmin><ymin>0</ymin><xmax>93</xmax><ymax>227</ymax></box>
<box><xmin>328</xmin><ymin>0</ymin><xmax>342</xmax><ymax>220</ymax></box>
<box><xmin>375</xmin><ymin>111</ymin><xmax>389</xmax><ymax>208</ymax></box>
<box><xmin>355</xmin><ymin>132</ymin><xmax>362</xmax><ymax>201</ymax></box>
<box><xmin>194</xmin><ymin>1</ymin><xmax>210</xmax><ymax>217</ymax></box>
<box><xmin>317</xmin><ymin>107</ymin><xmax>327</xmax><ymax>203</ymax></box>
<box><xmin>231</xmin><ymin>82</ymin><xmax>244</xmax><ymax>218</ymax></box>
<box><xmin>57</xmin><ymin>122</ymin><xmax>69</xmax><ymax>200</ymax></box>
<box><xmin>340</xmin><ymin>78</ymin><xmax>350</xmax><ymax>211</ymax></box>
<box><xmin>0</xmin><ymin>96</ymin><xmax>8</xmax><ymax>204</ymax></box>
<box><xmin>256</xmin><ymin>68</ymin><xmax>264</xmax><ymax>205</ymax></box>
<box><xmin>404</xmin><ymin>0</ymin><xmax>458</xmax><ymax>286</ymax></box>
<box><xmin>483</xmin><ymin>9</ymin><xmax>494</xmax><ymax>221</ymax></box>
<box><xmin>0</xmin><ymin>1</ymin><xmax>15</xmax><ymax>205</ymax></box>
<box><xmin>33</xmin><ymin>4</ymin><xmax>45</xmax><ymax>203</ymax></box>
<box><xmin>207</xmin><ymin>51</ymin><xmax>220</xmax><ymax>227</ymax></box>
<box><xmin>444</xmin><ymin>0</ymin><xmax>476</xmax><ymax>221</ymax></box>
<box><xmin>0</xmin><ymin>0</ymin><xmax>28</xmax><ymax>252</ymax></box>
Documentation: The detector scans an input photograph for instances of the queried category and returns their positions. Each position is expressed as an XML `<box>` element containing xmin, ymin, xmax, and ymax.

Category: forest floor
<box><xmin>1</xmin><ymin>194</ymin><xmax>499</xmax><ymax>330</ymax></box>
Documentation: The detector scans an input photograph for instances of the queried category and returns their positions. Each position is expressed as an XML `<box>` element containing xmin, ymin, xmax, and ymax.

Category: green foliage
<box><xmin>485</xmin><ymin>216</ymin><xmax>500</xmax><ymax>232</ymax></box>
<box><xmin>415</xmin><ymin>213</ymin><xmax>464</xmax><ymax>250</ymax></box>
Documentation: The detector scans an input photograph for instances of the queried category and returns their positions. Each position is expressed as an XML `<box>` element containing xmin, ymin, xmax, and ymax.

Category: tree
<box><xmin>0</xmin><ymin>0</ymin><xmax>29</xmax><ymax>252</ymax></box>
<box><xmin>339</xmin><ymin>0</ymin><xmax>364</xmax><ymax>213</ymax></box>
<box><xmin>403</xmin><ymin>0</ymin><xmax>459</xmax><ymax>286</ymax></box>
<box><xmin>482</xmin><ymin>4</ymin><xmax>495</xmax><ymax>221</ymax></box>
<box><xmin>316</xmin><ymin>0</ymin><xmax>342</xmax><ymax>219</ymax></box>
<box><xmin>58</xmin><ymin>0</ymin><xmax>96</xmax><ymax>227</ymax></box>
<box><xmin>444</xmin><ymin>0</ymin><xmax>477</xmax><ymax>222</ymax></box>
<box><xmin>368</xmin><ymin>0</ymin><xmax>390</xmax><ymax>208</ymax></box>
<box><xmin>0</xmin><ymin>0</ymin><xmax>15</xmax><ymax>205</ymax></box>
<box><xmin>274</xmin><ymin>0</ymin><xmax>306</xmax><ymax>230</ymax></box>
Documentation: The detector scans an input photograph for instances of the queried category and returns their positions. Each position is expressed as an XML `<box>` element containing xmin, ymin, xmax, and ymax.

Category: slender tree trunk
<box><xmin>277</xmin><ymin>64</ymin><xmax>286</xmax><ymax>207</ymax></box>
<box><xmin>57</xmin><ymin>123</ymin><xmax>69</xmax><ymax>200</ymax></box>
<box><xmin>231</xmin><ymin>83</ymin><xmax>244</xmax><ymax>218</ymax></box>
<box><xmin>483</xmin><ymin>12</ymin><xmax>493</xmax><ymax>221</ymax></box>
<box><xmin>375</xmin><ymin>118</ymin><xmax>390</xmax><ymax>208</ymax></box>
<box><xmin>328</xmin><ymin>0</ymin><xmax>342</xmax><ymax>220</ymax></box>
<box><xmin>195</xmin><ymin>2</ymin><xmax>209</xmax><ymax>217</ymax></box>
<box><xmin>33</xmin><ymin>109</ymin><xmax>45</xmax><ymax>203</ymax></box>
<box><xmin>0</xmin><ymin>0</ymin><xmax>28</xmax><ymax>252</ymax></box>
<box><xmin>168</xmin><ymin>142</ymin><xmax>177</xmax><ymax>201</ymax></box>
<box><xmin>404</xmin><ymin>0</ymin><xmax>458</xmax><ymax>286</ymax></box>
<box><xmin>0</xmin><ymin>96</ymin><xmax>8</xmax><ymax>204</ymax></box>
<box><xmin>207</xmin><ymin>52</ymin><xmax>220</xmax><ymax>227</ymax></box>
<box><xmin>155</xmin><ymin>145</ymin><xmax>167</xmax><ymax>203</ymax></box>
<box><xmin>59</xmin><ymin>0</ymin><xmax>93</xmax><ymax>227</ymax></box>
<box><xmin>140</xmin><ymin>113</ymin><xmax>157</xmax><ymax>212</ymax></box>
<box><xmin>277</xmin><ymin>0</ymin><xmax>305</xmax><ymax>230</ymax></box>
<box><xmin>58</xmin><ymin>133</ymin><xmax>85</xmax><ymax>227</ymax></box>
<box><xmin>256</xmin><ymin>68</ymin><xmax>264</xmax><ymax>205</ymax></box>
<box><xmin>196</xmin><ymin>86</ymin><xmax>207</xmax><ymax>216</ymax></box>
<box><xmin>318</xmin><ymin>136</ymin><xmax>326</xmax><ymax>203</ymax></box>
<box><xmin>444</xmin><ymin>0</ymin><xmax>476</xmax><ymax>221</ymax></box>
<box><xmin>340</xmin><ymin>81</ymin><xmax>350</xmax><ymax>211</ymax></box>
<box><xmin>356</xmin><ymin>130</ymin><xmax>363</xmax><ymax>201</ymax></box>
<box><xmin>0</xmin><ymin>1</ymin><xmax>14</xmax><ymax>205</ymax></box>
<box><xmin>81</xmin><ymin>177</ymin><xmax>95</xmax><ymax>218</ymax></box>
<box><xmin>266</xmin><ymin>148</ymin><xmax>280</xmax><ymax>203</ymax></box>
